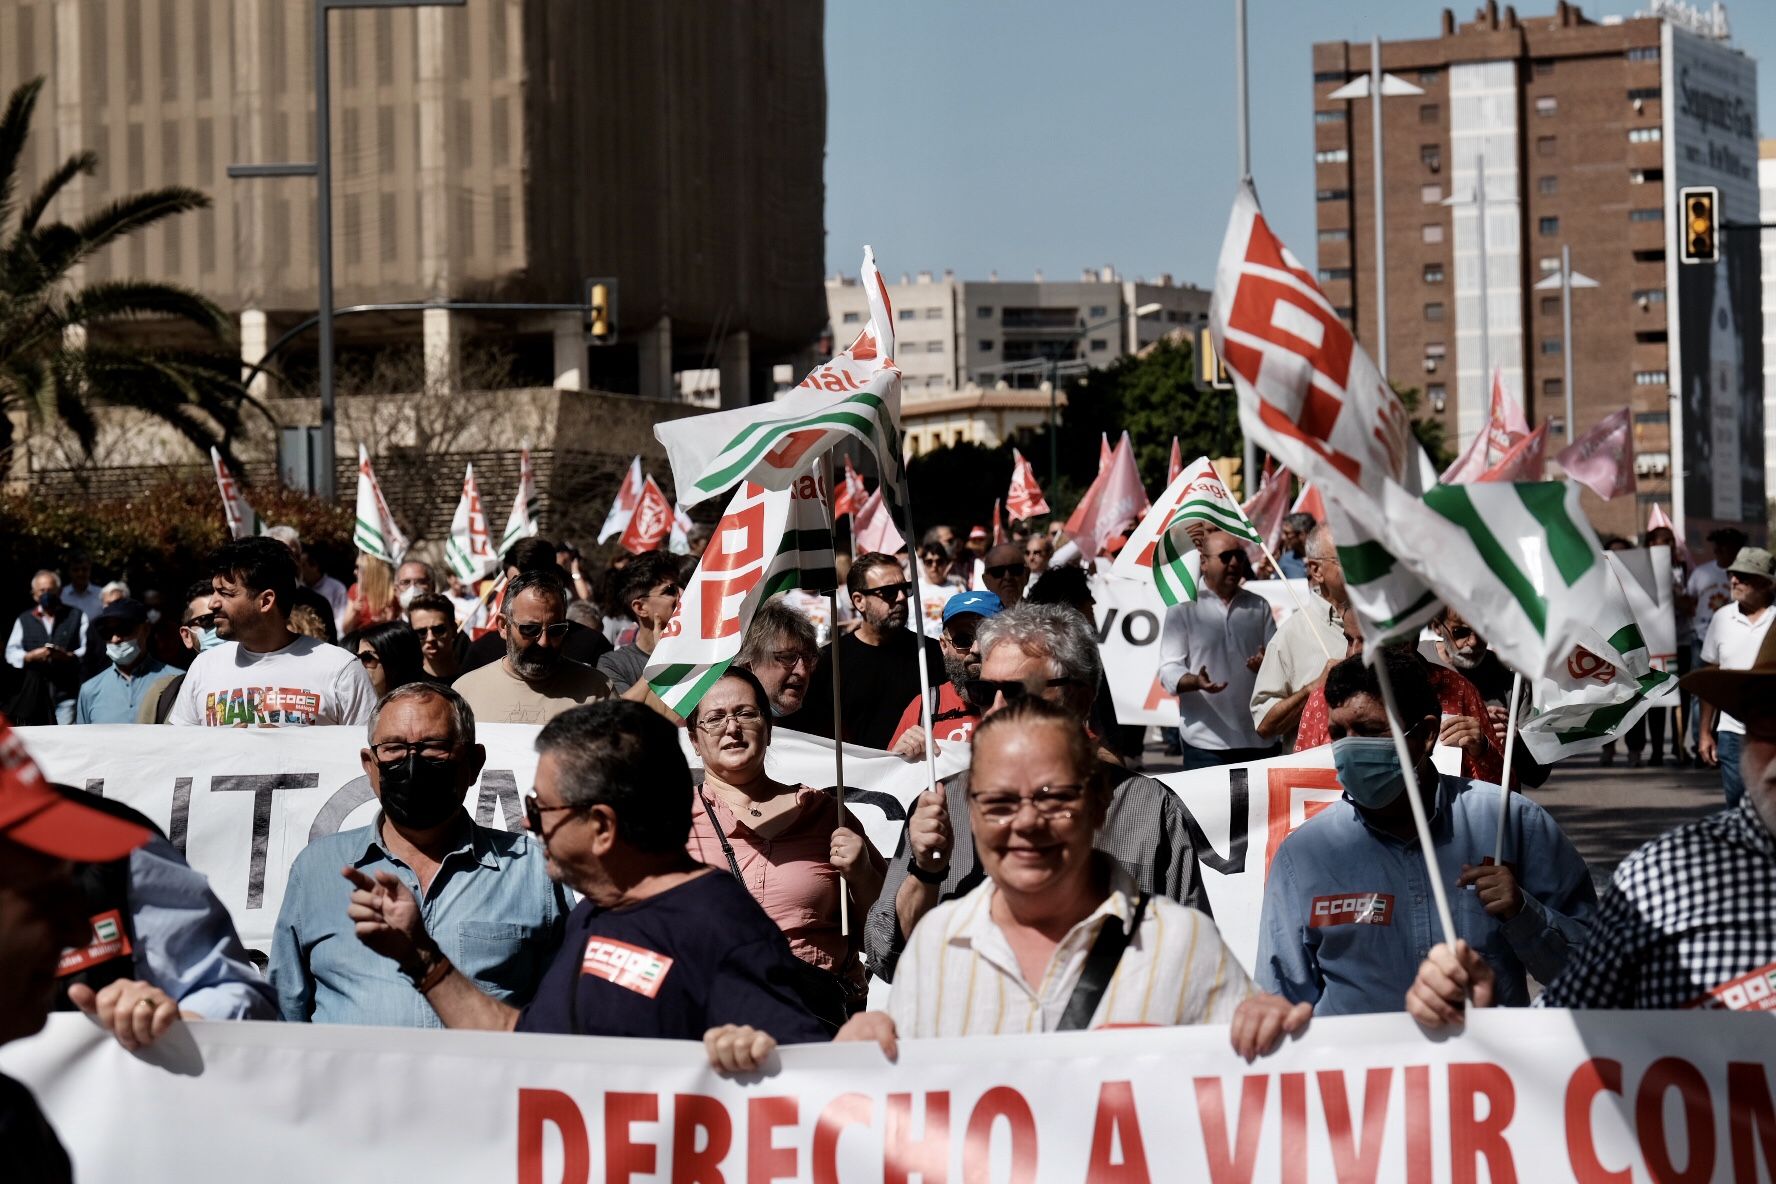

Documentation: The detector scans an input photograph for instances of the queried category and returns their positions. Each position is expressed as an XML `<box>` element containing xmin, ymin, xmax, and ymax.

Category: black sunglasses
<box><xmin>510</xmin><ymin>621</ymin><xmax>571</xmax><ymax>641</ymax></box>
<box><xmin>523</xmin><ymin>795</ymin><xmax>586</xmax><ymax>835</ymax></box>
<box><xmin>861</xmin><ymin>582</ymin><xmax>912</xmax><ymax>601</ymax></box>
<box><xmin>183</xmin><ymin>613</ymin><xmax>216</xmax><ymax>630</ymax></box>
<box><xmin>985</xmin><ymin>564</ymin><xmax>1028</xmax><ymax>580</ymax></box>
<box><xmin>413</xmin><ymin>623</ymin><xmax>455</xmax><ymax>639</ymax></box>
<box><xmin>964</xmin><ymin>676</ymin><xmax>1085</xmax><ymax>710</ymax></box>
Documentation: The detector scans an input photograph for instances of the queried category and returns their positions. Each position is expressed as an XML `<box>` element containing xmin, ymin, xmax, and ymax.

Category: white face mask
<box><xmin>145</xmin><ymin>609</ymin><xmax>162</xmax><ymax>625</ymax></box>
<box><xmin>397</xmin><ymin>587</ymin><xmax>421</xmax><ymax>610</ymax></box>
<box><xmin>106</xmin><ymin>639</ymin><xmax>143</xmax><ymax>668</ymax></box>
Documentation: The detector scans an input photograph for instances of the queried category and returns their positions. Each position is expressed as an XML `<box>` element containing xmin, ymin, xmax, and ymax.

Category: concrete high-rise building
<box><xmin>825</xmin><ymin>269</ymin><xmax>1210</xmax><ymax>456</ymax></box>
<box><xmin>1760</xmin><ymin>138</ymin><xmax>1776</xmax><ymax>516</ymax></box>
<box><xmin>1313</xmin><ymin>0</ymin><xmax>1763</xmax><ymax>544</ymax></box>
<box><xmin>0</xmin><ymin>0</ymin><xmax>826</xmax><ymax>409</ymax></box>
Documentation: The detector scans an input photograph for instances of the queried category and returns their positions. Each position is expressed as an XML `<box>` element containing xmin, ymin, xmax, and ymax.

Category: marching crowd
<box><xmin>3</xmin><ymin>507</ymin><xmax>1775</xmax><ymax>1179</ymax></box>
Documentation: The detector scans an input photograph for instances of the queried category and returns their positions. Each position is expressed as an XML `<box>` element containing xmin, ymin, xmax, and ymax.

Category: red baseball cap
<box><xmin>968</xmin><ymin>526</ymin><xmax>989</xmax><ymax>540</ymax></box>
<box><xmin>0</xmin><ymin>716</ymin><xmax>150</xmax><ymax>861</ymax></box>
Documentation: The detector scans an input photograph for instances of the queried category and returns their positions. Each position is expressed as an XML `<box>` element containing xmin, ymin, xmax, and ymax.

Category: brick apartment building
<box><xmin>1313</xmin><ymin>0</ymin><xmax>1763</xmax><ymax>543</ymax></box>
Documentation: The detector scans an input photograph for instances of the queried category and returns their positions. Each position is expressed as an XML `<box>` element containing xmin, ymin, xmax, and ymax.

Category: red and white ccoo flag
<box><xmin>210</xmin><ymin>447</ymin><xmax>261</xmax><ymax>540</ymax></box>
<box><xmin>618</xmin><ymin>475</ymin><xmax>675</xmax><ymax>553</ymax></box>
<box><xmin>1168</xmin><ymin>437</ymin><xmax>1184</xmax><ymax>484</ymax></box>
<box><xmin>831</xmin><ymin>456</ymin><xmax>867</xmax><ymax>520</ymax></box>
<box><xmin>1477</xmin><ymin>421</ymin><xmax>1550</xmax><ymax>483</ymax></box>
<box><xmin>445</xmin><ymin>463</ymin><xmax>499</xmax><ymax>583</ymax></box>
<box><xmin>1442</xmin><ymin>367</ymin><xmax>1531</xmax><ymax>484</ymax></box>
<box><xmin>1005</xmin><ymin>448</ymin><xmax>1050</xmax><ymax>521</ymax></box>
<box><xmin>1556</xmin><ymin>407</ymin><xmax>1635</xmax><ymax>501</ymax></box>
<box><xmin>598</xmin><ymin>456</ymin><xmax>645</xmax><ymax>545</ymax></box>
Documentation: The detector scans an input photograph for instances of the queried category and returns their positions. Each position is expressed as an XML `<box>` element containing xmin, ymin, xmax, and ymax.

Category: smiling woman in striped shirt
<box><xmin>832</xmin><ymin>697</ymin><xmax>1309</xmax><ymax>1060</ymax></box>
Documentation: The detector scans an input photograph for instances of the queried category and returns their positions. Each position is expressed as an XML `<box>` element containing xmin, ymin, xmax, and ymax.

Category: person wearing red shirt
<box><xmin>889</xmin><ymin>590</ymin><xmax>1003</xmax><ymax>760</ymax></box>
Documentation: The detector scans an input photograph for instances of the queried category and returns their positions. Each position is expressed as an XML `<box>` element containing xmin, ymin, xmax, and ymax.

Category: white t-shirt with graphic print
<box><xmin>169</xmin><ymin>635</ymin><xmax>377</xmax><ymax>726</ymax></box>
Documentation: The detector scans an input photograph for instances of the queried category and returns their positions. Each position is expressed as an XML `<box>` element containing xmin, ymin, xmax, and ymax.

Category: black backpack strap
<box><xmin>1056</xmin><ymin>892</ymin><xmax>1149</xmax><ymax>1032</ymax></box>
<box><xmin>695</xmin><ymin>790</ymin><xmax>746</xmax><ymax>881</ymax></box>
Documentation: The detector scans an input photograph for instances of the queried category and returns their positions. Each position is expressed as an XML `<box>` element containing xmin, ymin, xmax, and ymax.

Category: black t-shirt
<box><xmin>800</xmin><ymin>629</ymin><xmax>947</xmax><ymax>750</ymax></box>
<box><xmin>0</xmin><ymin>1072</ymin><xmax>72</xmax><ymax>1184</ymax></box>
<box><xmin>460</xmin><ymin>619</ymin><xmax>612</xmax><ymax>675</ymax></box>
<box><xmin>515</xmin><ymin>869</ymin><xmax>829</xmax><ymax>1045</ymax></box>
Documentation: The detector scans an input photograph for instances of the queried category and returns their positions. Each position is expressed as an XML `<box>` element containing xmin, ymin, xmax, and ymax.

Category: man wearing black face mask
<box><xmin>269</xmin><ymin>684</ymin><xmax>570</xmax><ymax>1025</ymax></box>
<box><xmin>1252</xmin><ymin>649</ymin><xmax>1596</xmax><ymax>1017</ymax></box>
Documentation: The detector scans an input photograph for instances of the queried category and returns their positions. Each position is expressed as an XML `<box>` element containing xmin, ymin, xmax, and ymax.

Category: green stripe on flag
<box><xmin>696</xmin><ymin>398</ymin><xmax>895</xmax><ymax>495</ymax></box>
<box><xmin>1166</xmin><ymin>500</ymin><xmax>1260</xmax><ymax>543</ymax></box>
<box><xmin>655</xmin><ymin>661</ymin><xmax>733</xmax><ymax>713</ymax></box>
<box><xmin>1515</xmin><ymin>483</ymin><xmax>1595</xmax><ymax>587</ymax></box>
<box><xmin>1606</xmin><ymin>623</ymin><xmax>1646</xmax><ymax>656</ymax></box>
<box><xmin>1422</xmin><ymin>485</ymin><xmax>1547</xmax><ymax>638</ymax></box>
<box><xmin>1336</xmin><ymin>540</ymin><xmax>1401</xmax><ymax>584</ymax></box>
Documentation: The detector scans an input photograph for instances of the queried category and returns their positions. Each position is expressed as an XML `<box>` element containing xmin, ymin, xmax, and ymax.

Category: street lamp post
<box><xmin>1532</xmin><ymin>245</ymin><xmax>1598</xmax><ymax>441</ymax></box>
<box><xmin>229</xmin><ymin>0</ymin><xmax>466</xmax><ymax>500</ymax></box>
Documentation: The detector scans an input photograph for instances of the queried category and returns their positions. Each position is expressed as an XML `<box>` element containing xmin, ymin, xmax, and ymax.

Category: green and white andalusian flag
<box><xmin>644</xmin><ymin>481</ymin><xmax>837</xmax><ymax>715</ymax></box>
<box><xmin>1113</xmin><ymin>455</ymin><xmax>1254</xmax><ymax>606</ymax></box>
<box><xmin>655</xmin><ymin>247</ymin><xmax>906</xmax><ymax>514</ymax></box>
<box><xmin>1519</xmin><ymin>550</ymin><xmax>1680</xmax><ymax>761</ymax></box>
<box><xmin>353</xmin><ymin>445</ymin><xmax>409</xmax><ymax>564</ymax></box>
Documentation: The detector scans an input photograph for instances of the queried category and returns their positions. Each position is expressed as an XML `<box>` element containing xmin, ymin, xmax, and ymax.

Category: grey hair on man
<box><xmin>367</xmin><ymin>682</ymin><xmax>478</xmax><ymax>748</ymax></box>
<box><xmin>1305</xmin><ymin>524</ymin><xmax>1338</xmax><ymax>561</ymax></box>
<box><xmin>263</xmin><ymin>524</ymin><xmax>301</xmax><ymax>551</ymax></box>
<box><xmin>977</xmin><ymin>601</ymin><xmax>1104</xmax><ymax>698</ymax></box>
<box><xmin>736</xmin><ymin>595</ymin><xmax>818</xmax><ymax>667</ymax></box>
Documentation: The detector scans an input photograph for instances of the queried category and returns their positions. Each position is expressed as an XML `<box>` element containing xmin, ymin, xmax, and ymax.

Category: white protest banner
<box><xmin>11</xmin><ymin>1009</ymin><xmax>1776</xmax><ymax>1182</ymax></box>
<box><xmin>15</xmin><ymin>724</ymin><xmax>967</xmax><ymax>954</ymax></box>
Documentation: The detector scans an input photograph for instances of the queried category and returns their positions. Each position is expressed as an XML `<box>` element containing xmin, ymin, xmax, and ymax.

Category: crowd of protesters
<box><xmin>3</xmin><ymin>500</ymin><xmax>1774</xmax><ymax>1178</ymax></box>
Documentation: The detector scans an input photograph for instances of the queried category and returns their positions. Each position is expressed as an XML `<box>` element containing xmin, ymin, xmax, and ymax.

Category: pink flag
<box><xmin>831</xmin><ymin>456</ymin><xmax>866</xmax><ymax>520</ymax></box>
<box><xmin>1168</xmin><ymin>437</ymin><xmax>1184</xmax><ymax>484</ymax></box>
<box><xmin>1556</xmin><ymin>407</ymin><xmax>1634</xmax><ymax>500</ymax></box>
<box><xmin>992</xmin><ymin>499</ymin><xmax>1008</xmax><ymax>545</ymax></box>
<box><xmin>1291</xmin><ymin>482</ymin><xmax>1326</xmax><ymax>524</ymax></box>
<box><xmin>1122</xmin><ymin>432</ymin><xmax>1151</xmax><ymax>515</ymax></box>
<box><xmin>1240</xmin><ymin>459</ymin><xmax>1290</xmax><ymax>568</ymax></box>
<box><xmin>1005</xmin><ymin>448</ymin><xmax>1051</xmax><ymax>521</ymax></box>
<box><xmin>618</xmin><ymin>476</ymin><xmax>675</xmax><ymax>553</ymax></box>
<box><xmin>1067</xmin><ymin>434</ymin><xmax>1148</xmax><ymax>557</ymax></box>
<box><xmin>1098</xmin><ymin>434</ymin><xmax>1113</xmax><ymax>474</ymax></box>
<box><xmin>1442</xmin><ymin>367</ymin><xmax>1531</xmax><ymax>484</ymax></box>
<box><xmin>852</xmin><ymin>486</ymin><xmax>905</xmax><ymax>555</ymax></box>
<box><xmin>1478</xmin><ymin>422</ymin><xmax>1550</xmax><ymax>482</ymax></box>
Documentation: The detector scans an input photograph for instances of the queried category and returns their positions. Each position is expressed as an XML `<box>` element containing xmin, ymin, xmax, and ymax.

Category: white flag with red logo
<box><xmin>1114</xmin><ymin>454</ymin><xmax>1258</xmax><ymax>605</ymax></box>
<box><xmin>1556</xmin><ymin>407</ymin><xmax>1635</xmax><ymax>501</ymax></box>
<box><xmin>831</xmin><ymin>456</ymin><xmax>867</xmax><ymax>520</ymax></box>
<box><xmin>1066</xmin><ymin>433</ymin><xmax>1148</xmax><ymax>559</ymax></box>
<box><xmin>445</xmin><ymin>463</ymin><xmax>499</xmax><ymax>584</ymax></box>
<box><xmin>597</xmin><ymin>456</ymin><xmax>644</xmax><ymax>545</ymax></box>
<box><xmin>655</xmin><ymin>247</ymin><xmax>905</xmax><ymax>514</ymax></box>
<box><xmin>1005</xmin><ymin>448</ymin><xmax>1050</xmax><ymax>522</ymax></box>
<box><xmin>1442</xmin><ymin>367</ymin><xmax>1531</xmax><ymax>484</ymax></box>
<box><xmin>210</xmin><ymin>448</ymin><xmax>261</xmax><ymax>540</ymax></box>
<box><xmin>352</xmin><ymin>445</ymin><xmax>409</xmax><ymax>565</ymax></box>
<box><xmin>1168</xmin><ymin>437</ymin><xmax>1184</xmax><ymax>484</ymax></box>
<box><xmin>500</xmin><ymin>446</ymin><xmax>541</xmax><ymax>556</ymax></box>
<box><xmin>1477</xmin><ymin>422</ymin><xmax>1550</xmax><ymax>483</ymax></box>
<box><xmin>618</xmin><ymin>476</ymin><xmax>675</xmax><ymax>554</ymax></box>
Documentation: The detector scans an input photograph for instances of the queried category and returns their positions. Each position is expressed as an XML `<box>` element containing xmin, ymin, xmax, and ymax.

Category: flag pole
<box><xmin>1371</xmin><ymin>653</ymin><xmax>1459</xmax><ymax>946</ymax></box>
<box><xmin>1491</xmin><ymin>672</ymin><xmax>1524</xmax><ymax>865</ymax></box>
<box><xmin>823</xmin><ymin>451</ymin><xmax>850</xmax><ymax>937</ymax></box>
<box><xmin>894</xmin><ymin>491</ymin><xmax>942</xmax><ymax>806</ymax></box>
<box><xmin>459</xmin><ymin>573</ymin><xmax>507</xmax><ymax>635</ymax></box>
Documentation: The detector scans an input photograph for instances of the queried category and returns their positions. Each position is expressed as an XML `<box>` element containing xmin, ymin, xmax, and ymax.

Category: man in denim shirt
<box><xmin>1256</xmin><ymin>650</ymin><xmax>1596</xmax><ymax>1015</ymax></box>
<box><xmin>270</xmin><ymin>684</ymin><xmax>569</xmax><ymax>1025</ymax></box>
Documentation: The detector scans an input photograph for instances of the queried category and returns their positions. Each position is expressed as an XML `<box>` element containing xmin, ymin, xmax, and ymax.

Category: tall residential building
<box><xmin>1761</xmin><ymin>138</ymin><xmax>1776</xmax><ymax>512</ymax></box>
<box><xmin>0</xmin><ymin>0</ymin><xmax>826</xmax><ymax>408</ymax></box>
<box><xmin>1313</xmin><ymin>0</ymin><xmax>1762</xmax><ymax>544</ymax></box>
<box><xmin>826</xmin><ymin>269</ymin><xmax>1210</xmax><ymax>455</ymax></box>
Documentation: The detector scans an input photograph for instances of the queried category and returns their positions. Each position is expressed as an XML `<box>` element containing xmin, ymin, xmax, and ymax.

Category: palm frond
<box><xmin>63</xmin><ymin>280</ymin><xmax>232</xmax><ymax>337</ymax></box>
<box><xmin>16</xmin><ymin>150</ymin><xmax>98</xmax><ymax>236</ymax></box>
<box><xmin>0</xmin><ymin>79</ymin><xmax>46</xmax><ymax>239</ymax></box>
<box><xmin>72</xmin><ymin>187</ymin><xmax>211</xmax><ymax>261</ymax></box>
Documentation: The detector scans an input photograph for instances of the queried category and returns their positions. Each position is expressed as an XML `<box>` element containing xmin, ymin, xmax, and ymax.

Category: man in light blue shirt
<box><xmin>75</xmin><ymin>599</ymin><xmax>175</xmax><ymax>724</ymax></box>
<box><xmin>1255</xmin><ymin>649</ymin><xmax>1596</xmax><ymax>1015</ymax></box>
<box><xmin>270</xmin><ymin>682</ymin><xmax>569</xmax><ymax>1026</ymax></box>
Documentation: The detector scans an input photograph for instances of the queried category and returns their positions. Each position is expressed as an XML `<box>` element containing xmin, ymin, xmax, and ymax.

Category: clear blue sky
<box><xmin>825</xmin><ymin>0</ymin><xmax>1776</xmax><ymax>286</ymax></box>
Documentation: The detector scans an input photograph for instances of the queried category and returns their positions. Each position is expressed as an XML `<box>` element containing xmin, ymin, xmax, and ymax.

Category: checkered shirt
<box><xmin>1539</xmin><ymin>802</ymin><xmax>1776</xmax><ymax>1010</ymax></box>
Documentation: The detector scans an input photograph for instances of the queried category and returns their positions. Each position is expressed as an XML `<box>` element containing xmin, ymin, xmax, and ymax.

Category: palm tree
<box><xmin>0</xmin><ymin>77</ymin><xmax>263</xmax><ymax>471</ymax></box>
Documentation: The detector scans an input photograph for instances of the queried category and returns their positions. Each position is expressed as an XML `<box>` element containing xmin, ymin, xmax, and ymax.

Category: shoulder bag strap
<box><xmin>1056</xmin><ymin>892</ymin><xmax>1150</xmax><ymax>1032</ymax></box>
<box><xmin>695</xmin><ymin>789</ymin><xmax>746</xmax><ymax>881</ymax></box>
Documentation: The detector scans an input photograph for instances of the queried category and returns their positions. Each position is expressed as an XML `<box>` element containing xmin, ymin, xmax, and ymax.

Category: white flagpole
<box><xmin>894</xmin><ymin>493</ymin><xmax>942</xmax><ymax>805</ymax></box>
<box><xmin>1492</xmin><ymin>672</ymin><xmax>1524</xmax><ymax>864</ymax></box>
<box><xmin>823</xmin><ymin>452</ymin><xmax>850</xmax><ymax>937</ymax></box>
<box><xmin>1371</xmin><ymin>654</ymin><xmax>1458</xmax><ymax>946</ymax></box>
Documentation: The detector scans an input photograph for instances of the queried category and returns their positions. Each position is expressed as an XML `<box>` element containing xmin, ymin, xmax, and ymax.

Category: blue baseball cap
<box><xmin>942</xmin><ymin>589</ymin><xmax>1003</xmax><ymax>624</ymax></box>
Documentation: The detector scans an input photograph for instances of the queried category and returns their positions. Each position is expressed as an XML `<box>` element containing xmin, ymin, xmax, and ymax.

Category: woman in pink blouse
<box><xmin>685</xmin><ymin>667</ymin><xmax>884</xmax><ymax>1005</ymax></box>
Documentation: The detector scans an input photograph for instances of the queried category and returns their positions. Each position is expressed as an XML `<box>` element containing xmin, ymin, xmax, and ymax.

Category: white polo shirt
<box><xmin>1157</xmin><ymin>586</ymin><xmax>1277</xmax><ymax>750</ymax></box>
<box><xmin>1700</xmin><ymin>603</ymin><xmax>1775</xmax><ymax>735</ymax></box>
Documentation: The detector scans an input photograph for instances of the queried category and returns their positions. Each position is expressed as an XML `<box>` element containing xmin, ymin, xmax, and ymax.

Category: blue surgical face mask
<box><xmin>106</xmin><ymin>639</ymin><xmax>143</xmax><ymax>668</ymax></box>
<box><xmin>1331</xmin><ymin>735</ymin><xmax>1409</xmax><ymax>810</ymax></box>
<box><xmin>197</xmin><ymin>627</ymin><xmax>225</xmax><ymax>652</ymax></box>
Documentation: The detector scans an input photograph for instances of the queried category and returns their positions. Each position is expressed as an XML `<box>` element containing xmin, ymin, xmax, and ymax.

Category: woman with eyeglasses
<box><xmin>344</xmin><ymin>621</ymin><xmax>430</xmax><ymax>699</ymax></box>
<box><xmin>710</xmin><ymin>696</ymin><xmax>1310</xmax><ymax>1069</ymax></box>
<box><xmin>684</xmin><ymin>666</ymin><xmax>884</xmax><ymax>1026</ymax></box>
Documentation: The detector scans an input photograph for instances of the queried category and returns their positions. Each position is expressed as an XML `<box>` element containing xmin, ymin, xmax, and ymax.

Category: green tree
<box><xmin>0</xmin><ymin>78</ymin><xmax>261</xmax><ymax>468</ymax></box>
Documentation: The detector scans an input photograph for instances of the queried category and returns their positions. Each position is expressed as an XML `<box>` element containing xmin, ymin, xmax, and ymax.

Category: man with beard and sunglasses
<box><xmin>1158</xmin><ymin>529</ymin><xmax>1279</xmax><ymax>770</ymax></box>
<box><xmin>863</xmin><ymin>602</ymin><xmax>1212</xmax><ymax>981</ymax></box>
<box><xmin>452</xmin><ymin>570</ymin><xmax>611</xmax><ymax>724</ymax></box>
<box><xmin>800</xmin><ymin>552</ymin><xmax>945</xmax><ymax>750</ymax></box>
<box><xmin>1428</xmin><ymin>606</ymin><xmax>1550</xmax><ymax>788</ymax></box>
<box><xmin>271</xmin><ymin>683</ymin><xmax>570</xmax><ymax>1025</ymax></box>
<box><xmin>889</xmin><ymin>590</ymin><xmax>1003</xmax><ymax>759</ymax></box>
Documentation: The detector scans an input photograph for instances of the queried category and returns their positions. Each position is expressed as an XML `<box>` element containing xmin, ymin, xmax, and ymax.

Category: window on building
<box><xmin>1090</xmin><ymin>339</ymin><xmax>1109</xmax><ymax>352</ymax></box>
<box><xmin>1420</xmin><ymin>144</ymin><xmax>1441</xmax><ymax>171</ymax></box>
<box><xmin>1424</xmin><ymin>302</ymin><xmax>1445</xmax><ymax>322</ymax></box>
<box><xmin>1089</xmin><ymin>305</ymin><xmax>1107</xmax><ymax>318</ymax></box>
<box><xmin>1635</xmin><ymin>329</ymin><xmax>1668</xmax><ymax>344</ymax></box>
<box><xmin>1535</xmin><ymin>176</ymin><xmax>1557</xmax><ymax>196</ymax></box>
<box><xmin>1316</xmin><ymin>188</ymin><xmax>1351</xmax><ymax>202</ymax></box>
<box><xmin>1634</xmin><ymin>370</ymin><xmax>1669</xmax><ymax>385</ymax></box>
<box><xmin>1315</xmin><ymin>109</ymin><xmax>1346</xmax><ymax>124</ymax></box>
<box><xmin>1627</xmin><ymin>46</ymin><xmax>1660</xmax><ymax>62</ymax></box>
<box><xmin>1534</xmin><ymin>60</ymin><xmax>1555</xmax><ymax>77</ymax></box>
<box><xmin>1319</xmin><ymin>228</ymin><xmax>1350</xmax><ymax>242</ymax></box>
<box><xmin>1424</xmin><ymin>263</ymin><xmax>1445</xmax><ymax>283</ymax></box>
<box><xmin>1540</xmin><ymin>295</ymin><xmax>1560</xmax><ymax>316</ymax></box>
<box><xmin>977</xmin><ymin>306</ymin><xmax>993</xmax><ymax>318</ymax></box>
<box><xmin>1539</xmin><ymin>216</ymin><xmax>1560</xmax><ymax>236</ymax></box>
<box><xmin>1627</xmin><ymin>127</ymin><xmax>1662</xmax><ymax>143</ymax></box>
<box><xmin>841</xmin><ymin>312</ymin><xmax>860</xmax><ymax>324</ymax></box>
<box><xmin>1535</xmin><ymin>96</ymin><xmax>1557</xmax><ymax>117</ymax></box>
<box><xmin>1314</xmin><ymin>70</ymin><xmax>1346</xmax><ymax>83</ymax></box>
<box><xmin>1628</xmin><ymin>208</ymin><xmax>1662</xmax><ymax>222</ymax></box>
<box><xmin>1427</xmin><ymin>383</ymin><xmax>1447</xmax><ymax>409</ymax></box>
<box><xmin>926</xmin><ymin>308</ymin><xmax>944</xmax><ymax>319</ymax></box>
<box><xmin>927</xmin><ymin>341</ymin><xmax>945</xmax><ymax>353</ymax></box>
<box><xmin>1632</xmin><ymin>247</ymin><xmax>1666</xmax><ymax>262</ymax></box>
<box><xmin>1419</xmin><ymin>103</ymin><xmax>1440</xmax><ymax>124</ymax></box>
<box><xmin>1536</xmin><ymin>135</ymin><xmax>1557</xmax><ymax>157</ymax></box>
<box><xmin>1334</xmin><ymin>307</ymin><xmax>1355</xmax><ymax>321</ymax></box>
<box><xmin>1541</xmin><ymin>338</ymin><xmax>1563</xmax><ymax>356</ymax></box>
<box><xmin>1627</xmin><ymin>87</ymin><xmax>1660</xmax><ymax>103</ymax></box>
<box><xmin>1630</xmin><ymin>168</ymin><xmax>1664</xmax><ymax>184</ymax></box>
<box><xmin>1543</xmin><ymin>378</ymin><xmax>1563</xmax><ymax>397</ymax></box>
<box><xmin>1634</xmin><ymin>411</ymin><xmax>1670</xmax><ymax>425</ymax></box>
<box><xmin>978</xmin><ymin>340</ymin><xmax>995</xmax><ymax>352</ymax></box>
<box><xmin>899</xmin><ymin>309</ymin><xmax>915</xmax><ymax>320</ymax></box>
<box><xmin>1315</xmin><ymin>148</ymin><xmax>1349</xmax><ymax>164</ymax></box>
<box><xmin>1422</xmin><ymin>223</ymin><xmax>1444</xmax><ymax>244</ymax></box>
<box><xmin>1425</xmin><ymin>342</ymin><xmax>1447</xmax><ymax>364</ymax></box>
<box><xmin>1539</xmin><ymin>256</ymin><xmax>1561</xmax><ymax>272</ymax></box>
<box><xmin>1633</xmin><ymin>288</ymin><xmax>1667</xmax><ymax>305</ymax></box>
<box><xmin>1418</xmin><ymin>69</ymin><xmax>1441</xmax><ymax>85</ymax></box>
<box><xmin>1318</xmin><ymin>268</ymin><xmax>1353</xmax><ymax>282</ymax></box>
<box><xmin>1422</xmin><ymin>183</ymin><xmax>1443</xmax><ymax>203</ymax></box>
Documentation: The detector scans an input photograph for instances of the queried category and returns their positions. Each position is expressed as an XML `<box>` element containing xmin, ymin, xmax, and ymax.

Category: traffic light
<box><xmin>1679</xmin><ymin>186</ymin><xmax>1719</xmax><ymax>264</ymax></box>
<box><xmin>586</xmin><ymin>278</ymin><xmax>618</xmax><ymax>346</ymax></box>
<box><xmin>1211</xmin><ymin>456</ymin><xmax>1243</xmax><ymax>500</ymax></box>
<box><xmin>1198</xmin><ymin>327</ymin><xmax>1232</xmax><ymax>390</ymax></box>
